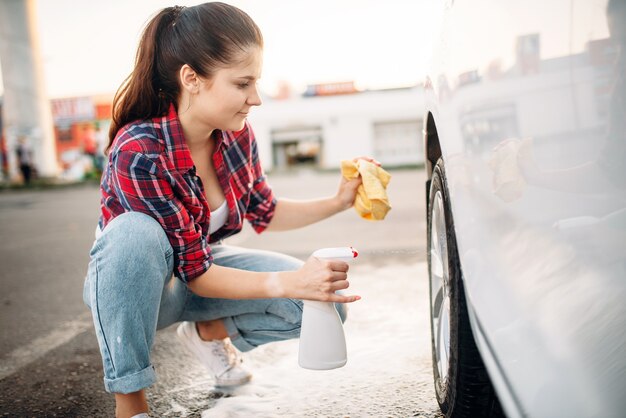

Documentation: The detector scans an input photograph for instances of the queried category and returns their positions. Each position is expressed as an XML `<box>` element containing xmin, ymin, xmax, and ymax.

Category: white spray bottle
<box><xmin>298</xmin><ymin>247</ymin><xmax>359</xmax><ymax>370</ymax></box>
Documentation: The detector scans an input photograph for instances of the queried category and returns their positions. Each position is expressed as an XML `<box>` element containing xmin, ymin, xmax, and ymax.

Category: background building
<box><xmin>3</xmin><ymin>30</ymin><xmax>610</xmax><ymax>180</ymax></box>
<box><xmin>51</xmin><ymin>95</ymin><xmax>111</xmax><ymax>177</ymax></box>
<box><xmin>250</xmin><ymin>84</ymin><xmax>426</xmax><ymax>171</ymax></box>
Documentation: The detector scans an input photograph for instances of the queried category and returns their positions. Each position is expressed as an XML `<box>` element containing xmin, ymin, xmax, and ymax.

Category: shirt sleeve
<box><xmin>244</xmin><ymin>129</ymin><xmax>277</xmax><ymax>233</ymax></box>
<box><xmin>111</xmin><ymin>149</ymin><xmax>212</xmax><ymax>282</ymax></box>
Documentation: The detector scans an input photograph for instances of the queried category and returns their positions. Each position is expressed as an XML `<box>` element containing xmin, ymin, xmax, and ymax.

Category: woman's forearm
<box><xmin>265</xmin><ymin>197</ymin><xmax>345</xmax><ymax>231</ymax></box>
<box><xmin>187</xmin><ymin>264</ymin><xmax>291</xmax><ymax>299</ymax></box>
<box><xmin>186</xmin><ymin>259</ymin><xmax>361</xmax><ymax>303</ymax></box>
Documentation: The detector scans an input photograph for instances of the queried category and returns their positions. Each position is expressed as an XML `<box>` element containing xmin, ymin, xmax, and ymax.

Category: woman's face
<box><xmin>190</xmin><ymin>46</ymin><xmax>263</xmax><ymax>133</ymax></box>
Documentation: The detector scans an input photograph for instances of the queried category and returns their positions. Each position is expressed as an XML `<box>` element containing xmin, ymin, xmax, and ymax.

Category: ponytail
<box><xmin>107</xmin><ymin>7</ymin><xmax>181</xmax><ymax>152</ymax></box>
<box><xmin>106</xmin><ymin>2</ymin><xmax>263</xmax><ymax>154</ymax></box>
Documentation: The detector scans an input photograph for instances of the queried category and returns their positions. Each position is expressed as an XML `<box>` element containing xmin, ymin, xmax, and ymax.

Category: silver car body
<box><xmin>424</xmin><ymin>1</ymin><xmax>625</xmax><ymax>417</ymax></box>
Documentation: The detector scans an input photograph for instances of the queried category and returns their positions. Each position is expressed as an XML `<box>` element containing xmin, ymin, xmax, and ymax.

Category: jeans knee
<box><xmin>100</xmin><ymin>212</ymin><xmax>171</xmax><ymax>258</ymax></box>
<box><xmin>88</xmin><ymin>212</ymin><xmax>174</xmax><ymax>293</ymax></box>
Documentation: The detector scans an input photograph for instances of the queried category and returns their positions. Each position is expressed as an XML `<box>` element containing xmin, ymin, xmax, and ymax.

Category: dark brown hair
<box><xmin>107</xmin><ymin>2</ymin><xmax>263</xmax><ymax>152</ymax></box>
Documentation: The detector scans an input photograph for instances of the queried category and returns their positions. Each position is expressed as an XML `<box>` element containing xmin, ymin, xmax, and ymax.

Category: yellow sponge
<box><xmin>341</xmin><ymin>159</ymin><xmax>391</xmax><ymax>221</ymax></box>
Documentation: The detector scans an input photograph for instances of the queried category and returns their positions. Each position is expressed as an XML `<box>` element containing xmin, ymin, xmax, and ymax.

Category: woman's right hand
<box><xmin>281</xmin><ymin>256</ymin><xmax>361</xmax><ymax>303</ymax></box>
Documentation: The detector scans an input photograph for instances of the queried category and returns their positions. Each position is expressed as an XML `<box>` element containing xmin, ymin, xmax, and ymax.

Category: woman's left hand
<box><xmin>335</xmin><ymin>156</ymin><xmax>381</xmax><ymax>210</ymax></box>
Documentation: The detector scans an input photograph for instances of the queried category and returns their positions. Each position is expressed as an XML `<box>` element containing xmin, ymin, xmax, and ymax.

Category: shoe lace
<box><xmin>212</xmin><ymin>339</ymin><xmax>241</xmax><ymax>371</ymax></box>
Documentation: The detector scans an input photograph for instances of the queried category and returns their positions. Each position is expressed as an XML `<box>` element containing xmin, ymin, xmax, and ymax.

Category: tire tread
<box><xmin>428</xmin><ymin>159</ymin><xmax>506</xmax><ymax>418</ymax></box>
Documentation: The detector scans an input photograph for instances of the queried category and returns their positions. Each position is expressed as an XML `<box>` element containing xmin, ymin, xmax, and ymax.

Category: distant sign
<box><xmin>304</xmin><ymin>81</ymin><xmax>358</xmax><ymax>97</ymax></box>
<box><xmin>51</xmin><ymin>97</ymin><xmax>95</xmax><ymax>125</ymax></box>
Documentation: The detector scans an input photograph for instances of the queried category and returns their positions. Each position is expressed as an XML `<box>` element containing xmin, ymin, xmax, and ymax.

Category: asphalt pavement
<box><xmin>0</xmin><ymin>167</ymin><xmax>443</xmax><ymax>417</ymax></box>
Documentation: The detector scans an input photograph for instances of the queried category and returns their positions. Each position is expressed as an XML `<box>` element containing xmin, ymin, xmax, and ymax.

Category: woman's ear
<box><xmin>179</xmin><ymin>64</ymin><xmax>199</xmax><ymax>94</ymax></box>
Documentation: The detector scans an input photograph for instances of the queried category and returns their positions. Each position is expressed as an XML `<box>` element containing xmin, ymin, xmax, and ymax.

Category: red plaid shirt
<box><xmin>99</xmin><ymin>104</ymin><xmax>276</xmax><ymax>282</ymax></box>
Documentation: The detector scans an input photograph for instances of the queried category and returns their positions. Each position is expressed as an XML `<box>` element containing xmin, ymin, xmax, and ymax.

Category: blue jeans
<box><xmin>83</xmin><ymin>212</ymin><xmax>347</xmax><ymax>394</ymax></box>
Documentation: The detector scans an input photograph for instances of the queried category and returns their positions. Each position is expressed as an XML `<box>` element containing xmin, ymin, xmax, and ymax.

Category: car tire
<box><xmin>427</xmin><ymin>158</ymin><xmax>504</xmax><ymax>418</ymax></box>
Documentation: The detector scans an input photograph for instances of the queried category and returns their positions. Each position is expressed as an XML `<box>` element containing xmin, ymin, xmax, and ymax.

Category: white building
<box><xmin>248</xmin><ymin>85</ymin><xmax>426</xmax><ymax>172</ymax></box>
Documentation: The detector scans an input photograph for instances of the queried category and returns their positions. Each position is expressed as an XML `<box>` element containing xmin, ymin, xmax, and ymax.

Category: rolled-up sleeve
<box><xmin>111</xmin><ymin>150</ymin><xmax>212</xmax><ymax>282</ymax></box>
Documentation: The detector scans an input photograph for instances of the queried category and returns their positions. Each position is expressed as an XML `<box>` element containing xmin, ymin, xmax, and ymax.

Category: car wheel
<box><xmin>427</xmin><ymin>158</ymin><xmax>504</xmax><ymax>418</ymax></box>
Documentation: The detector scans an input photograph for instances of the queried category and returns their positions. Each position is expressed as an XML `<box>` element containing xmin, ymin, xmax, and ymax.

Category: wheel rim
<box><xmin>430</xmin><ymin>190</ymin><xmax>451</xmax><ymax>386</ymax></box>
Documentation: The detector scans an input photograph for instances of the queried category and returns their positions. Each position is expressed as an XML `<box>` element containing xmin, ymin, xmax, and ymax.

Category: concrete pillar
<box><xmin>0</xmin><ymin>0</ymin><xmax>58</xmax><ymax>180</ymax></box>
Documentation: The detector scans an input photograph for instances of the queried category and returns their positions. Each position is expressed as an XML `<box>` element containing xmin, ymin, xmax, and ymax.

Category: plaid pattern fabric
<box><xmin>99</xmin><ymin>104</ymin><xmax>276</xmax><ymax>282</ymax></box>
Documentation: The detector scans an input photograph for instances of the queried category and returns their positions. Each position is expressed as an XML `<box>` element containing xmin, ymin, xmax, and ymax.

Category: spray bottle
<box><xmin>298</xmin><ymin>247</ymin><xmax>359</xmax><ymax>370</ymax></box>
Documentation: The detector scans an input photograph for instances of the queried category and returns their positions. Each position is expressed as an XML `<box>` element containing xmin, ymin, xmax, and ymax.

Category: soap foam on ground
<box><xmin>196</xmin><ymin>262</ymin><xmax>442</xmax><ymax>418</ymax></box>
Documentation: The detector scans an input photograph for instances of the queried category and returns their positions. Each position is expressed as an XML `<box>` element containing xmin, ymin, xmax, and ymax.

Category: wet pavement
<box><xmin>146</xmin><ymin>260</ymin><xmax>442</xmax><ymax>417</ymax></box>
<box><xmin>0</xmin><ymin>168</ymin><xmax>444</xmax><ymax>417</ymax></box>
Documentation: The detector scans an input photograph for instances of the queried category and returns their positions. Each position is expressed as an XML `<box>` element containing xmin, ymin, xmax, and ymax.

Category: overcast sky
<box><xmin>0</xmin><ymin>0</ymin><xmax>439</xmax><ymax>99</ymax></box>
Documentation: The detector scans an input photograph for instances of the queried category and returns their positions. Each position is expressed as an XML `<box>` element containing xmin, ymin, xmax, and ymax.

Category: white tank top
<box><xmin>209</xmin><ymin>200</ymin><xmax>228</xmax><ymax>234</ymax></box>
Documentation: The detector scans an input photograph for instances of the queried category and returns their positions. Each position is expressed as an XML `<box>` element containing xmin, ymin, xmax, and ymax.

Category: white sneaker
<box><xmin>176</xmin><ymin>321</ymin><xmax>252</xmax><ymax>387</ymax></box>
